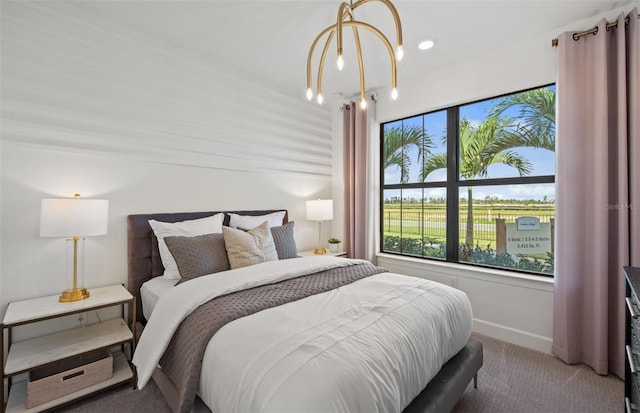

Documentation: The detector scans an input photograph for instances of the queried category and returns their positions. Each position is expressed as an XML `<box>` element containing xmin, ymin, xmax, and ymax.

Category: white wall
<box><xmin>360</xmin><ymin>3</ymin><xmax>639</xmax><ymax>353</ymax></box>
<box><xmin>377</xmin><ymin>3</ymin><xmax>640</xmax><ymax>121</ymax></box>
<box><xmin>0</xmin><ymin>1</ymin><xmax>333</xmax><ymax>330</ymax></box>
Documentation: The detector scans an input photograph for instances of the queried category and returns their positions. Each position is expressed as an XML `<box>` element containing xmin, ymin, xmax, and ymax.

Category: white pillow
<box><xmin>222</xmin><ymin>222</ymin><xmax>278</xmax><ymax>269</ymax></box>
<box><xmin>149</xmin><ymin>213</ymin><xmax>224</xmax><ymax>280</ymax></box>
<box><xmin>228</xmin><ymin>211</ymin><xmax>286</xmax><ymax>229</ymax></box>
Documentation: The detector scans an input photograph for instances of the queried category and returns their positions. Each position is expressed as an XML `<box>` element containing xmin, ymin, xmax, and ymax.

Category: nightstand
<box><xmin>1</xmin><ymin>284</ymin><xmax>136</xmax><ymax>412</ymax></box>
<box><xmin>298</xmin><ymin>250</ymin><xmax>347</xmax><ymax>257</ymax></box>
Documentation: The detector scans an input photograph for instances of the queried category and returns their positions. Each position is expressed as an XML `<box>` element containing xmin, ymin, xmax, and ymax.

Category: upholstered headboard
<box><xmin>127</xmin><ymin>209</ymin><xmax>288</xmax><ymax>324</ymax></box>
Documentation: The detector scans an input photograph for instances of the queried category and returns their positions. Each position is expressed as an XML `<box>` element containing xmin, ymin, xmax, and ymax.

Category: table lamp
<box><xmin>40</xmin><ymin>194</ymin><xmax>109</xmax><ymax>302</ymax></box>
<box><xmin>306</xmin><ymin>199</ymin><xmax>333</xmax><ymax>254</ymax></box>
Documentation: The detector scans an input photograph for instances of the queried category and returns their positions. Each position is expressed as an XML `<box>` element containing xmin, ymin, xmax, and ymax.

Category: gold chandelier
<box><xmin>306</xmin><ymin>0</ymin><xmax>403</xmax><ymax>109</ymax></box>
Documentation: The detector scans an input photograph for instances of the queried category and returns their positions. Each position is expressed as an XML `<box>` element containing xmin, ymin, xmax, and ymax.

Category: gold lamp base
<box><xmin>313</xmin><ymin>248</ymin><xmax>327</xmax><ymax>254</ymax></box>
<box><xmin>59</xmin><ymin>288</ymin><xmax>90</xmax><ymax>302</ymax></box>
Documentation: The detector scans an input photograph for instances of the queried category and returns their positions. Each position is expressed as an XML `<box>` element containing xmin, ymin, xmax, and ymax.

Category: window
<box><xmin>380</xmin><ymin>85</ymin><xmax>555</xmax><ymax>276</ymax></box>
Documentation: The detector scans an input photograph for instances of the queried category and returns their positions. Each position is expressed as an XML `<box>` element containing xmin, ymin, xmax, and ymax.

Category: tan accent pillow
<box><xmin>222</xmin><ymin>222</ymin><xmax>278</xmax><ymax>269</ymax></box>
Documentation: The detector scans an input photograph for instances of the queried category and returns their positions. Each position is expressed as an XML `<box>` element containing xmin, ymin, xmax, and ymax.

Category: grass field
<box><xmin>382</xmin><ymin>201</ymin><xmax>555</xmax><ymax>249</ymax></box>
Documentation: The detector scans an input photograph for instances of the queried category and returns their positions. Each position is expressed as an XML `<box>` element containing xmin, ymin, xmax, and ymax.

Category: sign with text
<box><xmin>516</xmin><ymin>216</ymin><xmax>540</xmax><ymax>231</ymax></box>
<box><xmin>506</xmin><ymin>217</ymin><xmax>552</xmax><ymax>254</ymax></box>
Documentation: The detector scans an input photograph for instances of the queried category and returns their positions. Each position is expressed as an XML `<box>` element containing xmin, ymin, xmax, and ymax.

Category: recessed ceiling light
<box><xmin>418</xmin><ymin>39</ymin><xmax>436</xmax><ymax>50</ymax></box>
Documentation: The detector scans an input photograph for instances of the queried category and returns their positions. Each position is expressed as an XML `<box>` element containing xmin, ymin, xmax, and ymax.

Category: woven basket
<box><xmin>26</xmin><ymin>349</ymin><xmax>113</xmax><ymax>408</ymax></box>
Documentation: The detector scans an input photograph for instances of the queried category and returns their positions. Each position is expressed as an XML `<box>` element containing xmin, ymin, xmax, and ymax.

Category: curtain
<box><xmin>553</xmin><ymin>8</ymin><xmax>639</xmax><ymax>378</ymax></box>
<box><xmin>343</xmin><ymin>100</ymin><xmax>376</xmax><ymax>261</ymax></box>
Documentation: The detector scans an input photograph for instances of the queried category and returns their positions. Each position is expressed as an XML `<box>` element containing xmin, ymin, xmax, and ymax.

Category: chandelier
<box><xmin>306</xmin><ymin>0</ymin><xmax>403</xmax><ymax>109</ymax></box>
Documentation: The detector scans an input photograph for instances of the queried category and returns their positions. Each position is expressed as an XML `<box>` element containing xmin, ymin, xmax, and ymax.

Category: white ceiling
<box><xmin>74</xmin><ymin>0</ymin><xmax>635</xmax><ymax>100</ymax></box>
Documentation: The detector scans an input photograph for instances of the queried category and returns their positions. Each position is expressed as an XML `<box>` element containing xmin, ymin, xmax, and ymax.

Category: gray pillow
<box><xmin>271</xmin><ymin>221</ymin><xmax>298</xmax><ymax>260</ymax></box>
<box><xmin>164</xmin><ymin>233</ymin><xmax>230</xmax><ymax>284</ymax></box>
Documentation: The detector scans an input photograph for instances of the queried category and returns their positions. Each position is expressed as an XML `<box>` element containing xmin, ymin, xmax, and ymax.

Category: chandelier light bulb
<box><xmin>306</xmin><ymin>88</ymin><xmax>313</xmax><ymax>100</ymax></box>
<box><xmin>337</xmin><ymin>55</ymin><xmax>344</xmax><ymax>71</ymax></box>
<box><xmin>360</xmin><ymin>98</ymin><xmax>367</xmax><ymax>110</ymax></box>
<box><xmin>391</xmin><ymin>88</ymin><xmax>398</xmax><ymax>100</ymax></box>
<box><xmin>317</xmin><ymin>93</ymin><xmax>324</xmax><ymax>104</ymax></box>
<box><xmin>396</xmin><ymin>45</ymin><xmax>404</xmax><ymax>61</ymax></box>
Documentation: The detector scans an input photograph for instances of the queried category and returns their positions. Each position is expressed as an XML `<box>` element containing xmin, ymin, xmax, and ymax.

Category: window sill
<box><xmin>376</xmin><ymin>252</ymin><xmax>554</xmax><ymax>292</ymax></box>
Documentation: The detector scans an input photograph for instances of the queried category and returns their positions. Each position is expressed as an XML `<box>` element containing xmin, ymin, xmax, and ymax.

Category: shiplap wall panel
<box><xmin>1</xmin><ymin>0</ymin><xmax>332</xmax><ymax>175</ymax></box>
<box><xmin>1</xmin><ymin>0</ymin><xmax>336</xmax><ymax>315</ymax></box>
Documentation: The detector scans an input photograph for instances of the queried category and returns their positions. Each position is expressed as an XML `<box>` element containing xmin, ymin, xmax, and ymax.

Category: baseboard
<box><xmin>473</xmin><ymin>318</ymin><xmax>552</xmax><ymax>354</ymax></box>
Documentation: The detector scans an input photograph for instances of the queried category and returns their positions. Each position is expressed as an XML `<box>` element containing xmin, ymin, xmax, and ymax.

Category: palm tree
<box><xmin>419</xmin><ymin>87</ymin><xmax>556</xmax><ymax>248</ymax></box>
<box><xmin>421</xmin><ymin>117</ymin><xmax>532</xmax><ymax>246</ymax></box>
<box><xmin>383</xmin><ymin>125</ymin><xmax>432</xmax><ymax>184</ymax></box>
<box><xmin>489</xmin><ymin>87</ymin><xmax>556</xmax><ymax>151</ymax></box>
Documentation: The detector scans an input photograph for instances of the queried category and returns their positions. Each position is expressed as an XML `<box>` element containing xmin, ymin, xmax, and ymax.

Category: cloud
<box><xmin>402</xmin><ymin>188</ymin><xmax>423</xmax><ymax>200</ymax></box>
<box><xmin>426</xmin><ymin>188</ymin><xmax>446</xmax><ymax>198</ymax></box>
<box><xmin>467</xmin><ymin>119</ymin><xmax>482</xmax><ymax>129</ymax></box>
<box><xmin>384</xmin><ymin>168</ymin><xmax>401</xmax><ymax>184</ymax></box>
<box><xmin>507</xmin><ymin>184</ymin><xmax>555</xmax><ymax>200</ymax></box>
<box><xmin>425</xmin><ymin>171</ymin><xmax>447</xmax><ymax>182</ymax></box>
<box><xmin>469</xmin><ymin>190</ymin><xmax>506</xmax><ymax>200</ymax></box>
<box><xmin>385</xmin><ymin>181</ymin><xmax>554</xmax><ymax>203</ymax></box>
<box><xmin>463</xmin><ymin>184</ymin><xmax>555</xmax><ymax>201</ymax></box>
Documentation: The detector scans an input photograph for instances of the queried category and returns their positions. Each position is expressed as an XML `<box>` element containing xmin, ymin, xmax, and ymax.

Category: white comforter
<box><xmin>133</xmin><ymin>256</ymin><xmax>473</xmax><ymax>413</ymax></box>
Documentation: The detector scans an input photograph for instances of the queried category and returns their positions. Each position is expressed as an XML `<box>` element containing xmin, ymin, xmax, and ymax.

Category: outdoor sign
<box><xmin>506</xmin><ymin>216</ymin><xmax>552</xmax><ymax>254</ymax></box>
<box><xmin>516</xmin><ymin>216</ymin><xmax>541</xmax><ymax>231</ymax></box>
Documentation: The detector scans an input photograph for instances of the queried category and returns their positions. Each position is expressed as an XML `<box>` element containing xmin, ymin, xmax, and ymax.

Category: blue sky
<box><xmin>383</xmin><ymin>85</ymin><xmax>556</xmax><ymax>202</ymax></box>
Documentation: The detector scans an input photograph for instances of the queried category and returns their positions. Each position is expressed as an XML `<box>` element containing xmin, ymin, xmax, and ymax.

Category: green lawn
<box><xmin>382</xmin><ymin>201</ymin><xmax>555</xmax><ymax>249</ymax></box>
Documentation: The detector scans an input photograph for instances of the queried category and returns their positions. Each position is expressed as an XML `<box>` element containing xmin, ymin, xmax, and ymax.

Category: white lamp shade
<box><xmin>306</xmin><ymin>199</ymin><xmax>333</xmax><ymax>221</ymax></box>
<box><xmin>40</xmin><ymin>198</ymin><xmax>109</xmax><ymax>237</ymax></box>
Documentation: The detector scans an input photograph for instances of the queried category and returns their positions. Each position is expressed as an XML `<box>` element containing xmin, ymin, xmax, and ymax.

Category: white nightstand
<box><xmin>1</xmin><ymin>284</ymin><xmax>136</xmax><ymax>412</ymax></box>
<box><xmin>298</xmin><ymin>250</ymin><xmax>347</xmax><ymax>258</ymax></box>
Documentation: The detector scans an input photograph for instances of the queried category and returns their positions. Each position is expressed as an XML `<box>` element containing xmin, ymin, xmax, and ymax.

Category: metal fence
<box><xmin>383</xmin><ymin>210</ymin><xmax>554</xmax><ymax>246</ymax></box>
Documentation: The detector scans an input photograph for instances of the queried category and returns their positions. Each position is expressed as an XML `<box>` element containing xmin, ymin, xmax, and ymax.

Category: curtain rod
<box><xmin>551</xmin><ymin>13</ymin><xmax>639</xmax><ymax>47</ymax></box>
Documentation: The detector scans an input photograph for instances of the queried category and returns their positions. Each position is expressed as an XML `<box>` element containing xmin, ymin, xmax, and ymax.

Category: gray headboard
<box><xmin>127</xmin><ymin>209</ymin><xmax>288</xmax><ymax>324</ymax></box>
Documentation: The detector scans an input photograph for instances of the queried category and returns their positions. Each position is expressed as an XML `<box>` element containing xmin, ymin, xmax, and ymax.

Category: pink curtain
<box><xmin>553</xmin><ymin>9</ymin><xmax>639</xmax><ymax>378</ymax></box>
<box><xmin>343</xmin><ymin>103</ymin><xmax>368</xmax><ymax>259</ymax></box>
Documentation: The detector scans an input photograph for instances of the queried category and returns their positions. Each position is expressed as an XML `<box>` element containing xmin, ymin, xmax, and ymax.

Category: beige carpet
<box><xmin>59</xmin><ymin>332</ymin><xmax>623</xmax><ymax>413</ymax></box>
<box><xmin>452</xmin><ymin>333</ymin><xmax>623</xmax><ymax>413</ymax></box>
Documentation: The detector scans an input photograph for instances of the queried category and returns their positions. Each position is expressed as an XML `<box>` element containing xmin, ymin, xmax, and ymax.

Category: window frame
<box><xmin>379</xmin><ymin>84</ymin><xmax>556</xmax><ymax>277</ymax></box>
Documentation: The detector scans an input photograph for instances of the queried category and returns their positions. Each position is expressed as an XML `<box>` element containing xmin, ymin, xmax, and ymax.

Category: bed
<box><xmin>127</xmin><ymin>209</ymin><xmax>483</xmax><ymax>413</ymax></box>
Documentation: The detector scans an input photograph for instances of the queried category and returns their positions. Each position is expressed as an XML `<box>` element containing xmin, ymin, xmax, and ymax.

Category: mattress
<box><xmin>140</xmin><ymin>276</ymin><xmax>177</xmax><ymax>321</ymax></box>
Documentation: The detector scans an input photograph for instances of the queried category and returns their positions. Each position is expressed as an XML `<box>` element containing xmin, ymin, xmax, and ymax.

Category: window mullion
<box><xmin>446</xmin><ymin>108</ymin><xmax>459</xmax><ymax>262</ymax></box>
<box><xmin>420</xmin><ymin>117</ymin><xmax>425</xmax><ymax>256</ymax></box>
<box><xmin>379</xmin><ymin>124</ymin><xmax>384</xmax><ymax>253</ymax></box>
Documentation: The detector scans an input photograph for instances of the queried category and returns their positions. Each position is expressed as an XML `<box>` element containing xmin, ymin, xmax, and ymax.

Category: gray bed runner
<box><xmin>158</xmin><ymin>261</ymin><xmax>387</xmax><ymax>413</ymax></box>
